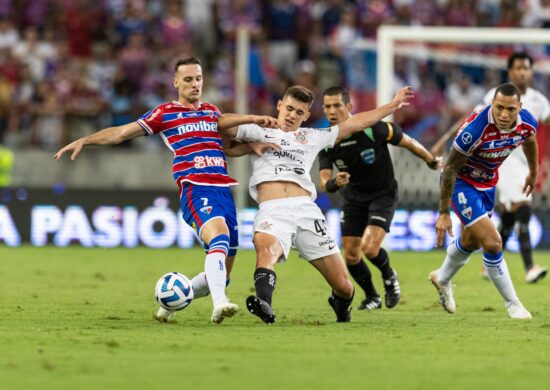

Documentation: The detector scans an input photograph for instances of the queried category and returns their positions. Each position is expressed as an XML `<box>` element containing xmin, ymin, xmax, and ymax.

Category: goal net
<box><xmin>346</xmin><ymin>26</ymin><xmax>550</xmax><ymax>209</ymax></box>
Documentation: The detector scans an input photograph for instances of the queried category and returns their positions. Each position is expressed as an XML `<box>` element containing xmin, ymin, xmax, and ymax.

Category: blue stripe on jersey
<box><xmin>454</xmin><ymin>107</ymin><xmax>489</xmax><ymax>154</ymax></box>
<box><xmin>163</xmin><ymin>110</ymin><xmax>219</xmax><ymax>121</ymax></box>
<box><xmin>139</xmin><ymin>109</ymin><xmax>153</xmax><ymax>120</ymax></box>
<box><xmin>171</xmin><ymin>137</ymin><xmax>223</xmax><ymax>150</ymax></box>
<box><xmin>520</xmin><ymin>108</ymin><xmax>538</xmax><ymax>129</ymax></box>
<box><xmin>174</xmin><ymin>168</ymin><xmax>229</xmax><ymax>178</ymax></box>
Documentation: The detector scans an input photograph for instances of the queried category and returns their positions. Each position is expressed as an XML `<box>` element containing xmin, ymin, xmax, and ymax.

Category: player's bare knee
<box><xmin>360</xmin><ymin>241</ymin><xmax>380</xmax><ymax>259</ymax></box>
<box><xmin>343</xmin><ymin>250</ymin><xmax>361</xmax><ymax>265</ymax></box>
<box><xmin>482</xmin><ymin>238</ymin><xmax>502</xmax><ymax>254</ymax></box>
<box><xmin>334</xmin><ymin>278</ymin><xmax>354</xmax><ymax>299</ymax></box>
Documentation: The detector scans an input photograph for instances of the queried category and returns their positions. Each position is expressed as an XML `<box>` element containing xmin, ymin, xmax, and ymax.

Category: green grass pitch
<box><xmin>1</xmin><ymin>246</ymin><xmax>549</xmax><ymax>389</ymax></box>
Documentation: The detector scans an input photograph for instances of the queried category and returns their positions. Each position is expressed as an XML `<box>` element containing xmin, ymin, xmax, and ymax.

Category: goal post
<box><xmin>376</xmin><ymin>26</ymin><xmax>550</xmax><ymax>109</ymax></box>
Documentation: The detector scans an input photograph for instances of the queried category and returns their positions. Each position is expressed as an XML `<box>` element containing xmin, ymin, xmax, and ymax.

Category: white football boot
<box><xmin>429</xmin><ymin>270</ymin><xmax>456</xmax><ymax>314</ymax></box>
<box><xmin>153</xmin><ymin>307</ymin><xmax>174</xmax><ymax>323</ymax></box>
<box><xmin>211</xmin><ymin>301</ymin><xmax>239</xmax><ymax>324</ymax></box>
<box><xmin>525</xmin><ymin>265</ymin><xmax>548</xmax><ymax>284</ymax></box>
<box><xmin>506</xmin><ymin>301</ymin><xmax>532</xmax><ymax>319</ymax></box>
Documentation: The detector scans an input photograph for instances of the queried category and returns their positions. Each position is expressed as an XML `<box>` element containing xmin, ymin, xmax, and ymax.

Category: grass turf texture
<box><xmin>1</xmin><ymin>246</ymin><xmax>549</xmax><ymax>389</ymax></box>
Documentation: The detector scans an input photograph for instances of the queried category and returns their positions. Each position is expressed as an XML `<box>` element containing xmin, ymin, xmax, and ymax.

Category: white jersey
<box><xmin>479</xmin><ymin>87</ymin><xmax>550</xmax><ymax>206</ymax></box>
<box><xmin>235</xmin><ymin>124</ymin><xmax>339</xmax><ymax>202</ymax></box>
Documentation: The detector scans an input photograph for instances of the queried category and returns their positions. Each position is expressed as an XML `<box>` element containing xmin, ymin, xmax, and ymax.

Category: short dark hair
<box><xmin>507</xmin><ymin>52</ymin><xmax>533</xmax><ymax>70</ymax></box>
<box><xmin>174</xmin><ymin>56</ymin><xmax>201</xmax><ymax>72</ymax></box>
<box><xmin>283</xmin><ymin>85</ymin><xmax>315</xmax><ymax>106</ymax></box>
<box><xmin>322</xmin><ymin>86</ymin><xmax>350</xmax><ymax>104</ymax></box>
<box><xmin>494</xmin><ymin>82</ymin><xmax>521</xmax><ymax>101</ymax></box>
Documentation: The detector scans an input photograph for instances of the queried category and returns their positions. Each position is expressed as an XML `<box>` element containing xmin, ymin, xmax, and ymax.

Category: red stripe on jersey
<box><xmin>182</xmin><ymin>173</ymin><xmax>238</xmax><ymax>186</ymax></box>
<box><xmin>186</xmin><ymin>184</ymin><xmax>203</xmax><ymax>228</ymax></box>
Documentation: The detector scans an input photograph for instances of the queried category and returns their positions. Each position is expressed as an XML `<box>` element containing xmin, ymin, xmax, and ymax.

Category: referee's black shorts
<box><xmin>340</xmin><ymin>191</ymin><xmax>398</xmax><ymax>236</ymax></box>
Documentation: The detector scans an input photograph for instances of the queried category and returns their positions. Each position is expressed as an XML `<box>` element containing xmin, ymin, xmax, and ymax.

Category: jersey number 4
<box><xmin>457</xmin><ymin>192</ymin><xmax>467</xmax><ymax>205</ymax></box>
<box><xmin>314</xmin><ymin>220</ymin><xmax>327</xmax><ymax>236</ymax></box>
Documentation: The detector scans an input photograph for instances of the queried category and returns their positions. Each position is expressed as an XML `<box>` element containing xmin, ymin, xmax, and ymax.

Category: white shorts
<box><xmin>253</xmin><ymin>196</ymin><xmax>340</xmax><ymax>262</ymax></box>
<box><xmin>497</xmin><ymin>149</ymin><xmax>532</xmax><ymax>210</ymax></box>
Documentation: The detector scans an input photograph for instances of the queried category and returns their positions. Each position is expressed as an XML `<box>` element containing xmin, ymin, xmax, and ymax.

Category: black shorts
<box><xmin>340</xmin><ymin>192</ymin><xmax>397</xmax><ymax>236</ymax></box>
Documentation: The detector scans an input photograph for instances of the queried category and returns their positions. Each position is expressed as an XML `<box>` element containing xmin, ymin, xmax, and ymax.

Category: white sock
<box><xmin>205</xmin><ymin>252</ymin><xmax>228</xmax><ymax>307</ymax></box>
<box><xmin>437</xmin><ymin>238</ymin><xmax>472</xmax><ymax>285</ymax></box>
<box><xmin>204</xmin><ymin>234</ymin><xmax>230</xmax><ymax>308</ymax></box>
<box><xmin>484</xmin><ymin>254</ymin><xmax>519</xmax><ymax>306</ymax></box>
<box><xmin>191</xmin><ymin>272</ymin><xmax>210</xmax><ymax>299</ymax></box>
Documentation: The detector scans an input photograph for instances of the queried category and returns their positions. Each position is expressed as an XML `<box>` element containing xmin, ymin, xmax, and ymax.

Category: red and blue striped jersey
<box><xmin>453</xmin><ymin>105</ymin><xmax>537</xmax><ymax>189</ymax></box>
<box><xmin>137</xmin><ymin>101</ymin><xmax>237</xmax><ymax>192</ymax></box>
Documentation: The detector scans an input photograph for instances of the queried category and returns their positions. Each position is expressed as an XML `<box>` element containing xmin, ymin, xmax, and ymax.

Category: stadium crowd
<box><xmin>0</xmin><ymin>0</ymin><xmax>549</xmax><ymax>150</ymax></box>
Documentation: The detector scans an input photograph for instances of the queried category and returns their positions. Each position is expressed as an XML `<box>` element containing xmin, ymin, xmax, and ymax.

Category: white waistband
<box><xmin>258</xmin><ymin>196</ymin><xmax>312</xmax><ymax>209</ymax></box>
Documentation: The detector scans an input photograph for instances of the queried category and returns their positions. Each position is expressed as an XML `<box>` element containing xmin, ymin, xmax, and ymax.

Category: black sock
<box><xmin>347</xmin><ymin>260</ymin><xmax>379</xmax><ymax>299</ymax></box>
<box><xmin>499</xmin><ymin>211</ymin><xmax>516</xmax><ymax>247</ymax></box>
<box><xmin>330</xmin><ymin>289</ymin><xmax>355</xmax><ymax>322</ymax></box>
<box><xmin>515</xmin><ymin>206</ymin><xmax>533</xmax><ymax>271</ymax></box>
<box><xmin>368</xmin><ymin>248</ymin><xmax>393</xmax><ymax>279</ymax></box>
<box><xmin>254</xmin><ymin>268</ymin><xmax>277</xmax><ymax>305</ymax></box>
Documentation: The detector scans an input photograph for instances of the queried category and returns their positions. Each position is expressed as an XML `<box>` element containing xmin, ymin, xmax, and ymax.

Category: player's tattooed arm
<box><xmin>54</xmin><ymin>122</ymin><xmax>144</xmax><ymax>161</ymax></box>
<box><xmin>399</xmin><ymin>134</ymin><xmax>441</xmax><ymax>170</ymax></box>
<box><xmin>336</xmin><ymin>86</ymin><xmax>414</xmax><ymax>142</ymax></box>
<box><xmin>438</xmin><ymin>147</ymin><xmax>469</xmax><ymax>214</ymax></box>
<box><xmin>521</xmin><ymin>135</ymin><xmax>539</xmax><ymax>196</ymax></box>
<box><xmin>435</xmin><ymin>147</ymin><xmax>468</xmax><ymax>246</ymax></box>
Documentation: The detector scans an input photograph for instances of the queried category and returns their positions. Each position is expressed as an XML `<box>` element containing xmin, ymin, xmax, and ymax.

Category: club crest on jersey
<box><xmin>200</xmin><ymin>206</ymin><xmax>213</xmax><ymax>214</ymax></box>
<box><xmin>360</xmin><ymin>148</ymin><xmax>376</xmax><ymax>164</ymax></box>
<box><xmin>294</xmin><ymin>131</ymin><xmax>308</xmax><ymax>144</ymax></box>
<box><xmin>461</xmin><ymin>132</ymin><xmax>472</xmax><ymax>144</ymax></box>
<box><xmin>258</xmin><ymin>221</ymin><xmax>272</xmax><ymax>230</ymax></box>
<box><xmin>461</xmin><ymin>207</ymin><xmax>472</xmax><ymax>220</ymax></box>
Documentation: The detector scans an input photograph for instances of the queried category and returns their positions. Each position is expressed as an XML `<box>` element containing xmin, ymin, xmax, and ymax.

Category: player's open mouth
<box><xmin>285</xmin><ymin>119</ymin><xmax>294</xmax><ymax>126</ymax></box>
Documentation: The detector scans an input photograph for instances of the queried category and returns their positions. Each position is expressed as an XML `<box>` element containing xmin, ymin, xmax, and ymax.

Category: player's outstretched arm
<box><xmin>54</xmin><ymin>122</ymin><xmax>144</xmax><ymax>161</ymax></box>
<box><xmin>399</xmin><ymin>134</ymin><xmax>442</xmax><ymax>170</ymax></box>
<box><xmin>336</xmin><ymin>86</ymin><xmax>413</xmax><ymax>143</ymax></box>
<box><xmin>435</xmin><ymin>147</ymin><xmax>469</xmax><ymax>247</ymax></box>
<box><xmin>218</xmin><ymin>114</ymin><xmax>278</xmax><ymax>137</ymax></box>
<box><xmin>521</xmin><ymin>135</ymin><xmax>539</xmax><ymax>196</ymax></box>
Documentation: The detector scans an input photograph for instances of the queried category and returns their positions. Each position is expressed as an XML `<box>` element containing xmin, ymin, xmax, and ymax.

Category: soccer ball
<box><xmin>155</xmin><ymin>272</ymin><xmax>194</xmax><ymax>311</ymax></box>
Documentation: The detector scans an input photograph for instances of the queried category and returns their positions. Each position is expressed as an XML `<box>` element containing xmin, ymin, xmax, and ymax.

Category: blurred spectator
<box><xmin>12</xmin><ymin>26</ymin><xmax>57</xmax><ymax>81</ymax></box>
<box><xmin>0</xmin><ymin>73</ymin><xmax>11</xmax><ymax>142</ymax></box>
<box><xmin>114</xmin><ymin>1</ymin><xmax>148</xmax><ymax>47</ymax></box>
<box><xmin>264</xmin><ymin>0</ymin><xmax>300</xmax><ymax>78</ymax></box>
<box><xmin>119</xmin><ymin>32</ymin><xmax>148</xmax><ymax>88</ymax></box>
<box><xmin>0</xmin><ymin>0</ymin><xmax>548</xmax><ymax>154</ymax></box>
<box><xmin>522</xmin><ymin>0</ymin><xmax>550</xmax><ymax>27</ymax></box>
<box><xmin>65</xmin><ymin>73</ymin><xmax>103</xmax><ymax>140</ymax></box>
<box><xmin>161</xmin><ymin>0</ymin><xmax>192</xmax><ymax>47</ymax></box>
<box><xmin>0</xmin><ymin>19</ymin><xmax>19</xmax><ymax>51</ymax></box>
<box><xmin>443</xmin><ymin>71</ymin><xmax>485</xmax><ymax>129</ymax></box>
<box><xmin>29</xmin><ymin>82</ymin><xmax>64</xmax><ymax>149</ymax></box>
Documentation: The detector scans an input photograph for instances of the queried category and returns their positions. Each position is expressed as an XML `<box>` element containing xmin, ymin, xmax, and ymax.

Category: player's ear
<box><xmin>347</xmin><ymin>102</ymin><xmax>353</xmax><ymax>111</ymax></box>
<box><xmin>173</xmin><ymin>76</ymin><xmax>178</xmax><ymax>88</ymax></box>
<box><xmin>277</xmin><ymin>100</ymin><xmax>282</xmax><ymax>111</ymax></box>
